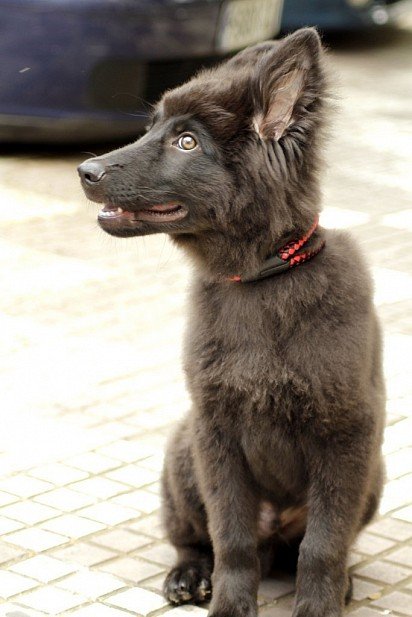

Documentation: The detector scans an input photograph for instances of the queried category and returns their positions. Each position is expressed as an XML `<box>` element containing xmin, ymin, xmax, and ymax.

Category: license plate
<box><xmin>217</xmin><ymin>0</ymin><xmax>283</xmax><ymax>52</ymax></box>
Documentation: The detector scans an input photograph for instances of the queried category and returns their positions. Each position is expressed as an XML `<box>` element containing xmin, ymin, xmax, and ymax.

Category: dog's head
<box><xmin>79</xmin><ymin>28</ymin><xmax>327</xmax><ymax>276</ymax></box>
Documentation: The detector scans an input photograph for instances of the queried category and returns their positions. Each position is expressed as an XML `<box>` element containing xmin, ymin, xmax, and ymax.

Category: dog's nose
<box><xmin>78</xmin><ymin>159</ymin><xmax>106</xmax><ymax>184</ymax></box>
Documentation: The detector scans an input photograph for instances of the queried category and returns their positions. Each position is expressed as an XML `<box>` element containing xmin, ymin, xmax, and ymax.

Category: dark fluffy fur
<box><xmin>79</xmin><ymin>28</ymin><xmax>385</xmax><ymax>617</ymax></box>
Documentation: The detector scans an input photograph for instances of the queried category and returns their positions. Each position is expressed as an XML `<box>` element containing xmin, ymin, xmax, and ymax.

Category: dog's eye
<box><xmin>176</xmin><ymin>134</ymin><xmax>197</xmax><ymax>151</ymax></box>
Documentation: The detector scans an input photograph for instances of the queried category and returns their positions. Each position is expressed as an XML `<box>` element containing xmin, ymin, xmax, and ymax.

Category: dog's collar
<box><xmin>229</xmin><ymin>217</ymin><xmax>325</xmax><ymax>283</ymax></box>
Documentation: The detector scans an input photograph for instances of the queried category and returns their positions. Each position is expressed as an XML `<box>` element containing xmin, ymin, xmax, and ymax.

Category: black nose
<box><xmin>78</xmin><ymin>159</ymin><xmax>106</xmax><ymax>184</ymax></box>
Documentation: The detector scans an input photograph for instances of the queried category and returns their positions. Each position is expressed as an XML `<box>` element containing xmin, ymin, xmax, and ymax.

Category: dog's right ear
<box><xmin>252</xmin><ymin>28</ymin><xmax>323</xmax><ymax>141</ymax></box>
<box><xmin>227</xmin><ymin>40</ymin><xmax>281</xmax><ymax>69</ymax></box>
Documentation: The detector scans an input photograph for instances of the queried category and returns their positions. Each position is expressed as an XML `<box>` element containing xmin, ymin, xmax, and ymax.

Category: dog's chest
<box><xmin>185</xmin><ymin>283</ymin><xmax>287</xmax><ymax>390</ymax></box>
<box><xmin>240</xmin><ymin>399</ymin><xmax>307</xmax><ymax>498</ymax></box>
<box><xmin>185</xmin><ymin>285</ymin><xmax>308</xmax><ymax>497</ymax></box>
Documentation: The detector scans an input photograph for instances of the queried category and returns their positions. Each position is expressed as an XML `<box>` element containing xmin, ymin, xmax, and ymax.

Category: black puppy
<box><xmin>79</xmin><ymin>28</ymin><xmax>385</xmax><ymax>617</ymax></box>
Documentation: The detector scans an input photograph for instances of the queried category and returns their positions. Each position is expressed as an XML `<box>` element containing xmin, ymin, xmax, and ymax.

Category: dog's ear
<box><xmin>228</xmin><ymin>40</ymin><xmax>281</xmax><ymax>68</ymax></box>
<box><xmin>252</xmin><ymin>28</ymin><xmax>323</xmax><ymax>141</ymax></box>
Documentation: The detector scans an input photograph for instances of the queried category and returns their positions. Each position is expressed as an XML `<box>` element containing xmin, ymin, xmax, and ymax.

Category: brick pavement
<box><xmin>0</xmin><ymin>27</ymin><xmax>411</xmax><ymax>617</ymax></box>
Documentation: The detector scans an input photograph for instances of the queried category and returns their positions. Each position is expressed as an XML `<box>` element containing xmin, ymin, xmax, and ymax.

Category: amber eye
<box><xmin>177</xmin><ymin>134</ymin><xmax>197</xmax><ymax>151</ymax></box>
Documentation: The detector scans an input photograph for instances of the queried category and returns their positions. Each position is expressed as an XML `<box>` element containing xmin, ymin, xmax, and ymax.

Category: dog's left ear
<box><xmin>252</xmin><ymin>28</ymin><xmax>323</xmax><ymax>141</ymax></box>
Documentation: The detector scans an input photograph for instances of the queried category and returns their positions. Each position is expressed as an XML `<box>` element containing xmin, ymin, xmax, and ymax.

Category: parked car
<box><xmin>0</xmin><ymin>0</ymin><xmax>283</xmax><ymax>143</ymax></box>
<box><xmin>1</xmin><ymin>0</ymin><xmax>410</xmax><ymax>144</ymax></box>
<box><xmin>282</xmin><ymin>0</ymin><xmax>412</xmax><ymax>32</ymax></box>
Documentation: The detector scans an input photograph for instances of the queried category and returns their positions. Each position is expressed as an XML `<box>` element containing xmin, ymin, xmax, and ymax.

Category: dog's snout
<box><xmin>78</xmin><ymin>159</ymin><xmax>106</xmax><ymax>185</ymax></box>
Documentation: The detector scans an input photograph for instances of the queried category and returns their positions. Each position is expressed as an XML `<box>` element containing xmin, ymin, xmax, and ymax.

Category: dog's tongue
<box><xmin>147</xmin><ymin>204</ymin><xmax>179</xmax><ymax>212</ymax></box>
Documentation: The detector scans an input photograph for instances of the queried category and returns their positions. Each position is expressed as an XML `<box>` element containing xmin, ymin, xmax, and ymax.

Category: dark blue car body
<box><xmin>0</xmin><ymin>0</ymin><xmax>286</xmax><ymax>143</ymax></box>
<box><xmin>1</xmin><ymin>0</ymin><xmax>230</xmax><ymax>142</ymax></box>
<box><xmin>0</xmin><ymin>0</ymin><xmax>409</xmax><ymax>143</ymax></box>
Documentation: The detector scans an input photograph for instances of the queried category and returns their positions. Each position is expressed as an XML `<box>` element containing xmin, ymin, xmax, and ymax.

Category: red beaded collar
<box><xmin>229</xmin><ymin>217</ymin><xmax>325</xmax><ymax>283</ymax></box>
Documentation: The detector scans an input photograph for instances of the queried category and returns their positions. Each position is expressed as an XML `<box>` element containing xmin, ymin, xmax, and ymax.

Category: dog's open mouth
<box><xmin>98</xmin><ymin>202</ymin><xmax>187</xmax><ymax>224</ymax></box>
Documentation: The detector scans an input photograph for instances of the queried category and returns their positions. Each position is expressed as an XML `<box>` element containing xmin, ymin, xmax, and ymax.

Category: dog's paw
<box><xmin>208</xmin><ymin>605</ymin><xmax>257</xmax><ymax>617</ymax></box>
<box><xmin>208</xmin><ymin>594</ymin><xmax>258</xmax><ymax>617</ymax></box>
<box><xmin>163</xmin><ymin>563</ymin><xmax>212</xmax><ymax>605</ymax></box>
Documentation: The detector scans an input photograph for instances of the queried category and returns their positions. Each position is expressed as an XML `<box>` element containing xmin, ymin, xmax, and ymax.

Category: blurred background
<box><xmin>1</xmin><ymin>0</ymin><xmax>411</xmax><ymax>143</ymax></box>
<box><xmin>0</xmin><ymin>1</ymin><xmax>411</xmax><ymax>616</ymax></box>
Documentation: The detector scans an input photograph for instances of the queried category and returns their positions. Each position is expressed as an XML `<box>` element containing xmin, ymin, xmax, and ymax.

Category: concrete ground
<box><xmin>0</xmin><ymin>24</ymin><xmax>411</xmax><ymax>617</ymax></box>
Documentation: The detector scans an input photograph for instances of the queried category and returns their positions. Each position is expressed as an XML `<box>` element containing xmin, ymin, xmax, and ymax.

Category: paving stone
<box><xmin>66</xmin><ymin>452</ymin><xmax>120</xmax><ymax>474</ymax></box>
<box><xmin>0</xmin><ymin>477</ymin><xmax>53</xmax><ymax>499</ymax></box>
<box><xmin>91</xmin><ymin>529</ymin><xmax>151</xmax><ymax>553</ymax></box>
<box><xmin>56</xmin><ymin>569</ymin><xmax>125</xmax><ymax>599</ymax></box>
<box><xmin>0</xmin><ymin>519</ymin><xmax>24</xmax><ymax>535</ymax></box>
<box><xmin>145</xmin><ymin>482</ymin><xmax>160</xmax><ymax>496</ymax></box>
<box><xmin>385</xmin><ymin>545</ymin><xmax>412</xmax><ymax>568</ymax></box>
<box><xmin>386</xmin><ymin>411</ymin><xmax>406</xmax><ymax>426</ymax></box>
<box><xmin>15</xmin><ymin>586</ymin><xmax>86</xmax><ymax>613</ymax></box>
<box><xmin>0</xmin><ymin>570</ymin><xmax>38</xmax><ymax>598</ymax></box>
<box><xmin>28</xmin><ymin>463</ymin><xmax>89</xmax><ymax>485</ymax></box>
<box><xmin>0</xmin><ymin>491</ymin><xmax>18</xmax><ymax>507</ymax></box>
<box><xmin>383</xmin><ymin>419</ymin><xmax>412</xmax><ymax>456</ymax></box>
<box><xmin>98</xmin><ymin>441</ymin><xmax>153</xmax><ymax>464</ymax></box>
<box><xmin>372</xmin><ymin>590</ymin><xmax>412</xmax><ymax>614</ymax></box>
<box><xmin>354</xmin><ymin>532</ymin><xmax>395</xmax><ymax>556</ymax></box>
<box><xmin>106</xmin><ymin>465</ymin><xmax>159</xmax><ymax>489</ymax></box>
<box><xmin>393</xmin><ymin>505</ymin><xmax>412</xmax><ymax>524</ymax></box>
<box><xmin>99</xmin><ymin>556</ymin><xmax>164</xmax><ymax>583</ymax></box>
<box><xmin>131</xmin><ymin>409</ymin><xmax>179</xmax><ymax>431</ymax></box>
<box><xmin>52</xmin><ymin>543</ymin><xmax>116</xmax><ymax>567</ymax></box>
<box><xmin>78</xmin><ymin>502</ymin><xmax>139</xmax><ymax>526</ymax></box>
<box><xmin>0</xmin><ymin>501</ymin><xmax>60</xmax><ymax>526</ymax></box>
<box><xmin>70</xmin><ymin>604</ymin><xmax>134</xmax><ymax>617</ymax></box>
<box><xmin>9</xmin><ymin>555</ymin><xmax>77</xmax><ymax>583</ymax></box>
<box><xmin>348</xmin><ymin>608</ymin><xmax>385</xmax><ymax>616</ymax></box>
<box><xmin>127</xmin><ymin>514</ymin><xmax>165</xmax><ymax>540</ymax></box>
<box><xmin>162</xmin><ymin>607</ymin><xmax>208</xmax><ymax>617</ymax></box>
<box><xmin>385</xmin><ymin>448</ymin><xmax>412</xmax><ymax>480</ymax></box>
<box><xmin>137</xmin><ymin>543</ymin><xmax>177</xmax><ymax>567</ymax></box>
<box><xmin>348</xmin><ymin>552</ymin><xmax>367</xmax><ymax>567</ymax></box>
<box><xmin>112</xmin><ymin>490</ymin><xmax>160</xmax><ymax>514</ymax></box>
<box><xmin>87</xmin><ymin>401</ymin><xmax>137</xmax><ymax>420</ymax></box>
<box><xmin>95</xmin><ymin>421</ymin><xmax>138</xmax><ymax>441</ymax></box>
<box><xmin>355</xmin><ymin>559</ymin><xmax>411</xmax><ymax>585</ymax></box>
<box><xmin>351</xmin><ymin>577</ymin><xmax>382</xmax><ymax>602</ymax></box>
<box><xmin>34</xmin><ymin>487</ymin><xmax>95</xmax><ymax>512</ymax></box>
<box><xmin>106</xmin><ymin>587</ymin><xmax>168</xmax><ymax>615</ymax></box>
<box><xmin>62</xmin><ymin>410</ymin><xmax>100</xmax><ymax>429</ymax></box>
<box><xmin>0</xmin><ymin>544</ymin><xmax>26</xmax><ymax>566</ymax></box>
<box><xmin>40</xmin><ymin>506</ymin><xmax>109</xmax><ymax>544</ymax></box>
<box><xmin>4</xmin><ymin>528</ymin><xmax>68</xmax><ymax>552</ymax></box>
<box><xmin>141</xmin><ymin>573</ymin><xmax>166</xmax><ymax>595</ymax></box>
<box><xmin>383</xmin><ymin>210</ymin><xmax>412</xmax><ymax>232</ymax></box>
<box><xmin>386</xmin><ymin>396</ymin><xmax>412</xmax><ymax>418</ymax></box>
<box><xmin>41</xmin><ymin>514</ymin><xmax>106</xmax><ymax>539</ymax></box>
<box><xmin>70</xmin><ymin>477</ymin><xmax>129</xmax><ymax>500</ymax></box>
<box><xmin>0</xmin><ymin>604</ymin><xmax>45</xmax><ymax>617</ymax></box>
<box><xmin>138</xmin><ymin>455</ymin><xmax>165</xmax><ymax>473</ymax></box>
<box><xmin>380</xmin><ymin>475</ymin><xmax>412</xmax><ymax>514</ymax></box>
<box><xmin>367</xmin><ymin>517</ymin><xmax>412</xmax><ymax>541</ymax></box>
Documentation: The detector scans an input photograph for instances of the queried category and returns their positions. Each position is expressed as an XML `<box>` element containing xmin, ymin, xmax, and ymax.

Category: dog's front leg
<box><xmin>194</xmin><ymin>416</ymin><xmax>260</xmax><ymax>617</ymax></box>
<box><xmin>293</xmin><ymin>434</ymin><xmax>371</xmax><ymax>617</ymax></box>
